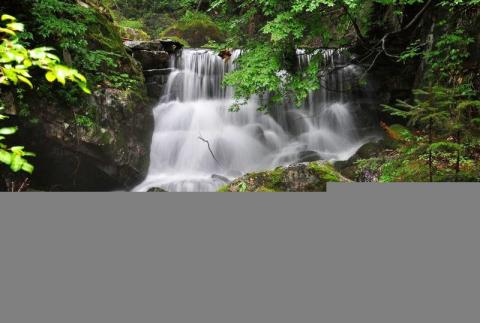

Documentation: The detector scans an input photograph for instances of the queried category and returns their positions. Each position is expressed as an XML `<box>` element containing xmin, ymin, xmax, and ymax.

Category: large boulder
<box><xmin>132</xmin><ymin>50</ymin><xmax>170</xmax><ymax>70</ymax></box>
<box><xmin>161</xmin><ymin>18</ymin><xmax>224</xmax><ymax>48</ymax></box>
<box><xmin>219</xmin><ymin>162</ymin><xmax>350</xmax><ymax>192</ymax></box>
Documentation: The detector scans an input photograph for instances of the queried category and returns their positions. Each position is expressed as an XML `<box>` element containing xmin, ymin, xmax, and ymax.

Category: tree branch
<box><xmin>198</xmin><ymin>135</ymin><xmax>222</xmax><ymax>167</ymax></box>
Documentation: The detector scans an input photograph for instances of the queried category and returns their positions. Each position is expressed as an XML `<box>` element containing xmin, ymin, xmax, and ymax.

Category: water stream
<box><xmin>135</xmin><ymin>48</ymin><xmax>378</xmax><ymax>192</ymax></box>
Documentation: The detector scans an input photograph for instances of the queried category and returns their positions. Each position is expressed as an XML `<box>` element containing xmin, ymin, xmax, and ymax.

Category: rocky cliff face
<box><xmin>0</xmin><ymin>2</ymin><xmax>180</xmax><ymax>191</ymax></box>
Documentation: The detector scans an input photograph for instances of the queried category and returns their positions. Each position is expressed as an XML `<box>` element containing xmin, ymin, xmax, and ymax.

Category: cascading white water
<box><xmin>135</xmin><ymin>48</ymin><xmax>377</xmax><ymax>192</ymax></box>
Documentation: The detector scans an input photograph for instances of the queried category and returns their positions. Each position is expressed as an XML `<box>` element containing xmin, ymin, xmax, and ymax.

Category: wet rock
<box><xmin>297</xmin><ymin>150</ymin><xmax>322</xmax><ymax>163</ymax></box>
<box><xmin>219</xmin><ymin>49</ymin><xmax>232</xmax><ymax>61</ymax></box>
<box><xmin>285</xmin><ymin>111</ymin><xmax>309</xmax><ymax>136</ymax></box>
<box><xmin>132</xmin><ymin>50</ymin><xmax>170</xmax><ymax>70</ymax></box>
<box><xmin>220</xmin><ymin>162</ymin><xmax>350</xmax><ymax>192</ymax></box>
<box><xmin>125</xmin><ymin>40</ymin><xmax>182</xmax><ymax>99</ymax></box>
<box><xmin>147</xmin><ymin>187</ymin><xmax>167</xmax><ymax>192</ymax></box>
<box><xmin>124</xmin><ymin>40</ymin><xmax>183</xmax><ymax>54</ymax></box>
<box><xmin>143</xmin><ymin>68</ymin><xmax>175</xmax><ymax>77</ymax></box>
<box><xmin>211</xmin><ymin>174</ymin><xmax>231</xmax><ymax>184</ymax></box>
<box><xmin>244</xmin><ymin>124</ymin><xmax>266</xmax><ymax>144</ymax></box>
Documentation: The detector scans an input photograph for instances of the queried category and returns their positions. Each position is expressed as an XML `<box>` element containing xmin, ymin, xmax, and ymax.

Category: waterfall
<box><xmin>135</xmin><ymin>48</ymin><xmax>378</xmax><ymax>192</ymax></box>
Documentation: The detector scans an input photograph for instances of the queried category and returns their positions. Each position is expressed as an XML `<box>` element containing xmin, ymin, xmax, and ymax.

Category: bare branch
<box><xmin>198</xmin><ymin>135</ymin><xmax>222</xmax><ymax>167</ymax></box>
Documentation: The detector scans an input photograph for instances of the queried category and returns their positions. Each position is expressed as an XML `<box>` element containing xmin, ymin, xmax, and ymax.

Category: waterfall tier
<box><xmin>135</xmin><ymin>49</ymin><xmax>378</xmax><ymax>192</ymax></box>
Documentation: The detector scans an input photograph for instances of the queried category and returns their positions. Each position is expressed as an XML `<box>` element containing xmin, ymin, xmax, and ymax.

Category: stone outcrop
<box><xmin>219</xmin><ymin>162</ymin><xmax>350</xmax><ymax>192</ymax></box>
<box><xmin>125</xmin><ymin>40</ymin><xmax>183</xmax><ymax>99</ymax></box>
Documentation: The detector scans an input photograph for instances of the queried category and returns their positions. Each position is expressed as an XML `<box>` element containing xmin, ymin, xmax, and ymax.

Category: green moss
<box><xmin>307</xmin><ymin>162</ymin><xmax>342</xmax><ymax>182</ymax></box>
<box><xmin>269</xmin><ymin>167</ymin><xmax>285</xmax><ymax>187</ymax></box>
<box><xmin>117</xmin><ymin>19</ymin><xmax>145</xmax><ymax>30</ymax></box>
<box><xmin>160</xmin><ymin>12</ymin><xmax>224</xmax><ymax>47</ymax></box>
<box><xmin>240</xmin><ymin>168</ymin><xmax>285</xmax><ymax>192</ymax></box>
<box><xmin>87</xmin><ymin>11</ymin><xmax>126</xmax><ymax>54</ymax></box>
<box><xmin>119</xmin><ymin>26</ymin><xmax>150</xmax><ymax>41</ymax></box>
<box><xmin>221</xmin><ymin>162</ymin><xmax>346</xmax><ymax>192</ymax></box>
<box><xmin>217</xmin><ymin>185</ymin><xmax>229</xmax><ymax>192</ymax></box>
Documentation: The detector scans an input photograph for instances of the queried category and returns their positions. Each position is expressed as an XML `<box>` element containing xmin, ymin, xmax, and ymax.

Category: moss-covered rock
<box><xmin>161</xmin><ymin>15</ymin><xmax>224</xmax><ymax>48</ymax></box>
<box><xmin>219</xmin><ymin>162</ymin><xmax>350</xmax><ymax>192</ymax></box>
<box><xmin>119</xmin><ymin>26</ymin><xmax>150</xmax><ymax>41</ymax></box>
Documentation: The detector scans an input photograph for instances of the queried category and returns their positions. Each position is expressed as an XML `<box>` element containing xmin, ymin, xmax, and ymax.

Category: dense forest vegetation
<box><xmin>0</xmin><ymin>0</ymin><xmax>479</xmax><ymax>191</ymax></box>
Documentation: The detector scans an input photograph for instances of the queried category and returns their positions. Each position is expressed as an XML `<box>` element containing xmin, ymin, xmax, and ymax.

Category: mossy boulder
<box><xmin>120</xmin><ymin>26</ymin><xmax>150</xmax><ymax>41</ymax></box>
<box><xmin>219</xmin><ymin>162</ymin><xmax>350</xmax><ymax>192</ymax></box>
<box><xmin>161</xmin><ymin>16</ymin><xmax>224</xmax><ymax>48</ymax></box>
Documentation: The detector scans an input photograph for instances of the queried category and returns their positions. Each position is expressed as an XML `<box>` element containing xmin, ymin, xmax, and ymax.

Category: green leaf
<box><xmin>1</xmin><ymin>14</ymin><xmax>16</xmax><ymax>21</ymax></box>
<box><xmin>0</xmin><ymin>27</ymin><xmax>15</xmax><ymax>35</ymax></box>
<box><xmin>10</xmin><ymin>154</ymin><xmax>24</xmax><ymax>172</ymax></box>
<box><xmin>18</xmin><ymin>75</ymin><xmax>33</xmax><ymax>88</ymax></box>
<box><xmin>45</xmin><ymin>71</ymin><xmax>56</xmax><ymax>82</ymax></box>
<box><xmin>10</xmin><ymin>146</ymin><xmax>25</xmax><ymax>153</ymax></box>
<box><xmin>0</xmin><ymin>149</ymin><xmax>12</xmax><ymax>165</ymax></box>
<box><xmin>0</xmin><ymin>126</ymin><xmax>18</xmax><ymax>135</ymax></box>
<box><xmin>21</xmin><ymin>161</ymin><xmax>34</xmax><ymax>174</ymax></box>
<box><xmin>7</xmin><ymin>22</ymin><xmax>24</xmax><ymax>32</ymax></box>
<box><xmin>78</xmin><ymin>83</ymin><xmax>91</xmax><ymax>94</ymax></box>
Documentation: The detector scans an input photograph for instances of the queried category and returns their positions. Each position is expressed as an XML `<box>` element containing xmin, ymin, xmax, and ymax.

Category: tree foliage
<box><xmin>0</xmin><ymin>14</ymin><xmax>89</xmax><ymax>174</ymax></box>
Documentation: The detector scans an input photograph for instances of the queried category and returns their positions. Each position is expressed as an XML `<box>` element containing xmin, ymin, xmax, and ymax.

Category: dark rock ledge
<box><xmin>125</xmin><ymin>40</ymin><xmax>183</xmax><ymax>99</ymax></box>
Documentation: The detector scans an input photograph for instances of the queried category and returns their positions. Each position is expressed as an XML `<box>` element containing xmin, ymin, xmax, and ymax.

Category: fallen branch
<box><xmin>198</xmin><ymin>135</ymin><xmax>222</xmax><ymax>167</ymax></box>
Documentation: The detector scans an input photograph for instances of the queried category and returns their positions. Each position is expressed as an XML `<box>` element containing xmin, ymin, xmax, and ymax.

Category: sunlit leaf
<box><xmin>18</xmin><ymin>75</ymin><xmax>33</xmax><ymax>88</ymax></box>
<box><xmin>0</xmin><ymin>126</ymin><xmax>18</xmax><ymax>135</ymax></box>
<box><xmin>7</xmin><ymin>22</ymin><xmax>24</xmax><ymax>32</ymax></box>
<box><xmin>10</xmin><ymin>154</ymin><xmax>24</xmax><ymax>172</ymax></box>
<box><xmin>45</xmin><ymin>71</ymin><xmax>56</xmax><ymax>82</ymax></box>
<box><xmin>1</xmin><ymin>14</ymin><xmax>16</xmax><ymax>21</ymax></box>
<box><xmin>0</xmin><ymin>149</ymin><xmax>12</xmax><ymax>165</ymax></box>
<box><xmin>21</xmin><ymin>161</ymin><xmax>34</xmax><ymax>174</ymax></box>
